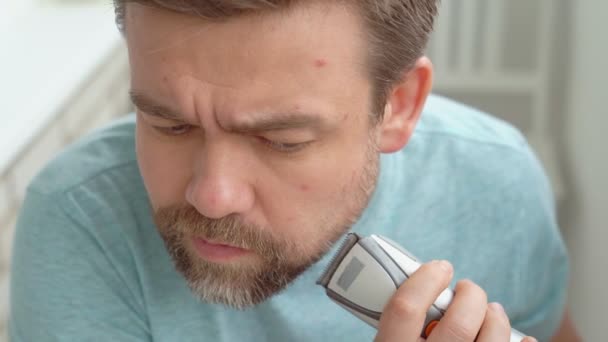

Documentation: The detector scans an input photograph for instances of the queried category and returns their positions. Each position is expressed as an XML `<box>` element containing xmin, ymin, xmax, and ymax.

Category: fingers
<box><xmin>375</xmin><ymin>260</ymin><xmax>453</xmax><ymax>342</ymax></box>
<box><xmin>427</xmin><ymin>282</ymin><xmax>537</xmax><ymax>342</ymax></box>
<box><xmin>427</xmin><ymin>280</ymin><xmax>487</xmax><ymax>342</ymax></box>
<box><xmin>475</xmin><ymin>302</ymin><xmax>511</xmax><ymax>342</ymax></box>
<box><xmin>522</xmin><ymin>337</ymin><xmax>538</xmax><ymax>342</ymax></box>
<box><xmin>374</xmin><ymin>261</ymin><xmax>537</xmax><ymax>342</ymax></box>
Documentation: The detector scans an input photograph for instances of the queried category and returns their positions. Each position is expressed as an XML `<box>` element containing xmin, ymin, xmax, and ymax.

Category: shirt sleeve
<box><xmin>508</xmin><ymin>146</ymin><xmax>569</xmax><ymax>342</ymax></box>
<box><xmin>9</xmin><ymin>189</ymin><xmax>151</xmax><ymax>341</ymax></box>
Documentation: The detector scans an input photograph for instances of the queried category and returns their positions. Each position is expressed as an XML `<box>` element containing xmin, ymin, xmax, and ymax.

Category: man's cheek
<box><xmin>140</xmin><ymin>150</ymin><xmax>191</xmax><ymax>205</ymax></box>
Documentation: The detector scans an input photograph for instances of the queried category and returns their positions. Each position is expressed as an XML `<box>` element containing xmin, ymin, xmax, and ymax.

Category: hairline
<box><xmin>116</xmin><ymin>1</ymin><xmax>424</xmax><ymax>120</ymax></box>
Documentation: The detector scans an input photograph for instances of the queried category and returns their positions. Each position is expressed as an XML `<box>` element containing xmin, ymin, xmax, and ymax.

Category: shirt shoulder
<box><xmin>417</xmin><ymin>94</ymin><xmax>527</xmax><ymax>152</ymax></box>
<box><xmin>27</xmin><ymin>114</ymin><xmax>139</xmax><ymax>196</ymax></box>
<box><xmin>371</xmin><ymin>95</ymin><xmax>567</xmax><ymax>340</ymax></box>
<box><xmin>10</xmin><ymin>115</ymin><xmax>158</xmax><ymax>340</ymax></box>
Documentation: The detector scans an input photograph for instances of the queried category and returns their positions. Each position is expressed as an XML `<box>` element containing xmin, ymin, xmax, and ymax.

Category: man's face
<box><xmin>127</xmin><ymin>2</ymin><xmax>381</xmax><ymax>309</ymax></box>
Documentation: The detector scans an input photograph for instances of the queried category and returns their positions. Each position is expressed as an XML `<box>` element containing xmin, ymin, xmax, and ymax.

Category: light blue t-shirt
<box><xmin>9</xmin><ymin>95</ymin><xmax>568</xmax><ymax>341</ymax></box>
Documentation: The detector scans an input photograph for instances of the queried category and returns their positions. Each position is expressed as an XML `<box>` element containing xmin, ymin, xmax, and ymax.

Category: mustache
<box><xmin>154</xmin><ymin>204</ymin><xmax>288</xmax><ymax>257</ymax></box>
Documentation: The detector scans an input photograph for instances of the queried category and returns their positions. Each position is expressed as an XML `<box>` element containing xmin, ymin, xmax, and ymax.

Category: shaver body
<box><xmin>316</xmin><ymin>233</ymin><xmax>526</xmax><ymax>341</ymax></box>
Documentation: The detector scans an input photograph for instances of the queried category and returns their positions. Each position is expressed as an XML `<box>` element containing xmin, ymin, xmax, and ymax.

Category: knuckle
<box><xmin>457</xmin><ymin>279</ymin><xmax>488</xmax><ymax>302</ymax></box>
<box><xmin>419</xmin><ymin>261</ymin><xmax>452</xmax><ymax>282</ymax></box>
<box><xmin>445</xmin><ymin>321</ymin><xmax>478</xmax><ymax>342</ymax></box>
<box><xmin>456</xmin><ymin>279</ymin><xmax>476</xmax><ymax>289</ymax></box>
<box><xmin>487</xmin><ymin>308</ymin><xmax>510</xmax><ymax>330</ymax></box>
<box><xmin>488</xmin><ymin>303</ymin><xmax>509</xmax><ymax>323</ymax></box>
<box><xmin>388</xmin><ymin>296</ymin><xmax>422</xmax><ymax>318</ymax></box>
<box><xmin>423</xmin><ymin>260</ymin><xmax>449</xmax><ymax>273</ymax></box>
<box><xmin>416</xmin><ymin>262</ymin><xmax>435</xmax><ymax>275</ymax></box>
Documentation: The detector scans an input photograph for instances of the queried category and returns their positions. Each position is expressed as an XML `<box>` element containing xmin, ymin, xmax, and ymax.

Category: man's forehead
<box><xmin>124</xmin><ymin>2</ymin><xmax>365</xmax><ymax>61</ymax></box>
<box><xmin>126</xmin><ymin>1</ymin><xmax>372</xmax><ymax>129</ymax></box>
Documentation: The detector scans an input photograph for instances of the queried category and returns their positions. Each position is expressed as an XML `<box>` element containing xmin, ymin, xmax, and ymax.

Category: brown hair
<box><xmin>113</xmin><ymin>0</ymin><xmax>438</xmax><ymax>119</ymax></box>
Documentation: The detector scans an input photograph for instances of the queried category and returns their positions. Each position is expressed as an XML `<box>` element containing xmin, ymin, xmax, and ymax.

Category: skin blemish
<box><xmin>314</xmin><ymin>58</ymin><xmax>328</xmax><ymax>68</ymax></box>
<box><xmin>339</xmin><ymin>112</ymin><xmax>349</xmax><ymax>123</ymax></box>
<box><xmin>300</xmin><ymin>184</ymin><xmax>310</xmax><ymax>192</ymax></box>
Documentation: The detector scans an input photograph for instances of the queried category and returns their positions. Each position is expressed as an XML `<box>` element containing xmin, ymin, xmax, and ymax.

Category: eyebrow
<box><xmin>129</xmin><ymin>90</ymin><xmax>184</xmax><ymax>121</ymax></box>
<box><xmin>130</xmin><ymin>90</ymin><xmax>329</xmax><ymax>132</ymax></box>
<box><xmin>225</xmin><ymin>113</ymin><xmax>327</xmax><ymax>133</ymax></box>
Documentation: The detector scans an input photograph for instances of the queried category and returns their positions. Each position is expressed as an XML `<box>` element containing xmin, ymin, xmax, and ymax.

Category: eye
<box><xmin>259</xmin><ymin>137</ymin><xmax>311</xmax><ymax>153</ymax></box>
<box><xmin>154</xmin><ymin>124</ymin><xmax>193</xmax><ymax>136</ymax></box>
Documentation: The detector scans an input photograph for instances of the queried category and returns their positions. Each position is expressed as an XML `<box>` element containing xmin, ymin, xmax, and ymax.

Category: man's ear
<box><xmin>376</xmin><ymin>56</ymin><xmax>433</xmax><ymax>153</ymax></box>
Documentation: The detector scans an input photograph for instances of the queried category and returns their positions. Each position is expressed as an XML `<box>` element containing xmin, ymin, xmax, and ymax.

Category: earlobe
<box><xmin>377</xmin><ymin>57</ymin><xmax>433</xmax><ymax>153</ymax></box>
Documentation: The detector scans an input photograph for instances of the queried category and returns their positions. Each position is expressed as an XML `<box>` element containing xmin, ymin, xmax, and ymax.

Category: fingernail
<box><xmin>437</xmin><ymin>260</ymin><xmax>453</xmax><ymax>273</ymax></box>
<box><xmin>489</xmin><ymin>302</ymin><xmax>505</xmax><ymax>314</ymax></box>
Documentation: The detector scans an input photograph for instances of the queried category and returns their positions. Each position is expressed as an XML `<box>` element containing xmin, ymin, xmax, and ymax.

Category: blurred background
<box><xmin>0</xmin><ymin>0</ymin><xmax>605</xmax><ymax>340</ymax></box>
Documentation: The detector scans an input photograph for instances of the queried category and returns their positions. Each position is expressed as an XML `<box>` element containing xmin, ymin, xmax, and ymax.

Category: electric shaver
<box><xmin>316</xmin><ymin>233</ymin><xmax>526</xmax><ymax>341</ymax></box>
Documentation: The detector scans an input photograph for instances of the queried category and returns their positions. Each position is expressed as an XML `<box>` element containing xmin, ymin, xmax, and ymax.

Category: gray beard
<box><xmin>154</xmin><ymin>146</ymin><xmax>379</xmax><ymax>309</ymax></box>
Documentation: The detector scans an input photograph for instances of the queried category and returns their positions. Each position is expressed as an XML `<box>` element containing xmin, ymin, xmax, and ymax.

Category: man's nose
<box><xmin>185</xmin><ymin>143</ymin><xmax>255</xmax><ymax>219</ymax></box>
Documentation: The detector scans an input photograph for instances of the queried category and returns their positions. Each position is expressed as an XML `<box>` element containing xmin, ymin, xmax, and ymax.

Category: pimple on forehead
<box><xmin>313</xmin><ymin>58</ymin><xmax>328</xmax><ymax>68</ymax></box>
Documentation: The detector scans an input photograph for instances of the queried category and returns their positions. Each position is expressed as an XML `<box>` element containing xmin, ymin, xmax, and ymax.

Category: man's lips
<box><xmin>192</xmin><ymin>237</ymin><xmax>251</xmax><ymax>262</ymax></box>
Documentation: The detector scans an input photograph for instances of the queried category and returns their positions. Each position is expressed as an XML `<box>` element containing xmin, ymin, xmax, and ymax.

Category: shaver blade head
<box><xmin>316</xmin><ymin>233</ymin><xmax>361</xmax><ymax>287</ymax></box>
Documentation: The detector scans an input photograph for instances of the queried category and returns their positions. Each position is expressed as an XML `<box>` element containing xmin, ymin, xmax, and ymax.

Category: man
<box><xmin>9</xmin><ymin>1</ymin><xmax>578</xmax><ymax>341</ymax></box>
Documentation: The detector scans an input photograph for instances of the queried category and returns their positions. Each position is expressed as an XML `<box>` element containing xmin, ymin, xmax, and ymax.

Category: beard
<box><xmin>154</xmin><ymin>142</ymin><xmax>379</xmax><ymax>309</ymax></box>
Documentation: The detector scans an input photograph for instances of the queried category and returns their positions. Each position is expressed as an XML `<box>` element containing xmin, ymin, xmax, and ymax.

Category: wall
<box><xmin>0</xmin><ymin>23</ymin><xmax>130</xmax><ymax>340</ymax></box>
<box><xmin>429</xmin><ymin>0</ymin><xmax>608</xmax><ymax>339</ymax></box>
<box><xmin>561</xmin><ymin>1</ymin><xmax>608</xmax><ymax>340</ymax></box>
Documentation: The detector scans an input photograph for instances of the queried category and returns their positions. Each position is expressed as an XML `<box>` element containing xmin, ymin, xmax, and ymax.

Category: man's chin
<box><xmin>187</xmin><ymin>282</ymin><xmax>277</xmax><ymax>310</ymax></box>
<box><xmin>184</xmin><ymin>276</ymin><xmax>302</xmax><ymax>310</ymax></box>
<box><xmin>179</xmin><ymin>254</ymin><xmax>313</xmax><ymax>310</ymax></box>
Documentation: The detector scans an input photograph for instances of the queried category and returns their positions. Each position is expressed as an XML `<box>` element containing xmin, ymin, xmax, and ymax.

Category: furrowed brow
<box><xmin>129</xmin><ymin>90</ymin><xmax>183</xmax><ymax>121</ymax></box>
<box><xmin>226</xmin><ymin>113</ymin><xmax>327</xmax><ymax>133</ymax></box>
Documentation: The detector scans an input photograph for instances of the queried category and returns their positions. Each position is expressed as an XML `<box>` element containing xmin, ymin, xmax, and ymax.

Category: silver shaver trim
<box><xmin>316</xmin><ymin>233</ymin><xmax>360</xmax><ymax>287</ymax></box>
<box><xmin>326</xmin><ymin>288</ymin><xmax>382</xmax><ymax>321</ymax></box>
<box><xmin>317</xmin><ymin>233</ymin><xmax>411</xmax><ymax>328</ymax></box>
<box><xmin>357</xmin><ymin>236</ymin><xmax>408</xmax><ymax>286</ymax></box>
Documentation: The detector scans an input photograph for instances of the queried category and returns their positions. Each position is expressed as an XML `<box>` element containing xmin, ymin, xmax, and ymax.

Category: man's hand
<box><xmin>374</xmin><ymin>260</ymin><xmax>538</xmax><ymax>342</ymax></box>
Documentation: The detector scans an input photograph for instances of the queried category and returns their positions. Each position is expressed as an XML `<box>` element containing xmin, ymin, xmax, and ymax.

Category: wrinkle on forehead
<box><xmin>132</xmin><ymin>4</ymin><xmax>291</xmax><ymax>55</ymax></box>
<box><xmin>128</xmin><ymin>1</ymin><xmax>371</xmax><ymax>125</ymax></box>
<box><xmin>143</xmin><ymin>25</ymin><xmax>214</xmax><ymax>55</ymax></box>
<box><xmin>177</xmin><ymin>72</ymin><xmax>244</xmax><ymax>92</ymax></box>
<box><xmin>129</xmin><ymin>2</ymin><xmax>364</xmax><ymax>67</ymax></box>
<box><xmin>167</xmin><ymin>72</ymin><xmax>294</xmax><ymax>125</ymax></box>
